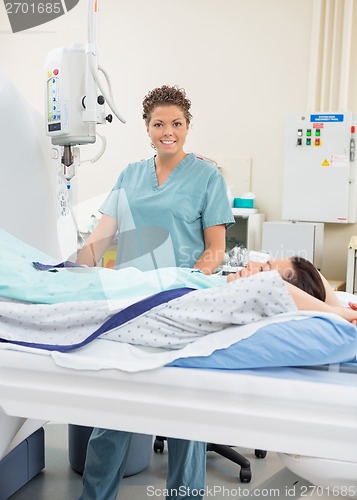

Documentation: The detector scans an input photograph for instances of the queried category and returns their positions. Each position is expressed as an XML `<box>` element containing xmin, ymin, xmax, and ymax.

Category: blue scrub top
<box><xmin>100</xmin><ymin>153</ymin><xmax>235</xmax><ymax>270</ymax></box>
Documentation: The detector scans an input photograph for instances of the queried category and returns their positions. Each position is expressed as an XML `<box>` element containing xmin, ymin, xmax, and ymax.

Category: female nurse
<box><xmin>77</xmin><ymin>85</ymin><xmax>235</xmax><ymax>500</ymax></box>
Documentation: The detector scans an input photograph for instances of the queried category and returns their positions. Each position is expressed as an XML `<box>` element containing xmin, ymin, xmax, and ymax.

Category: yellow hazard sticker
<box><xmin>322</xmin><ymin>159</ymin><xmax>329</xmax><ymax>166</ymax></box>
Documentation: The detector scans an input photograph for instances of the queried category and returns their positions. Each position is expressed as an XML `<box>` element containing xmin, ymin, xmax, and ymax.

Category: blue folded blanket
<box><xmin>0</xmin><ymin>229</ymin><xmax>225</xmax><ymax>303</ymax></box>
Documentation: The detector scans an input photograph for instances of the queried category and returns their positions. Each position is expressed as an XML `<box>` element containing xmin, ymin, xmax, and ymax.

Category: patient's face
<box><xmin>266</xmin><ymin>258</ymin><xmax>295</xmax><ymax>280</ymax></box>
<box><xmin>227</xmin><ymin>258</ymin><xmax>294</xmax><ymax>282</ymax></box>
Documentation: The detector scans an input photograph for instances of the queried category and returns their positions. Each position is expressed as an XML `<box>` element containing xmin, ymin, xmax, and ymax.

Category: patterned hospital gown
<box><xmin>104</xmin><ymin>270</ymin><xmax>297</xmax><ymax>349</ymax></box>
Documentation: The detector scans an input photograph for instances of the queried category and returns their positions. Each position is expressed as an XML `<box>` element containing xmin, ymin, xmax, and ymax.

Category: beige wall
<box><xmin>1</xmin><ymin>0</ymin><xmax>357</xmax><ymax>280</ymax></box>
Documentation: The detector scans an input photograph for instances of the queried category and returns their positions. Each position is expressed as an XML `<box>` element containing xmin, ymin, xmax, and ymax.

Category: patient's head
<box><xmin>228</xmin><ymin>256</ymin><xmax>326</xmax><ymax>302</ymax></box>
<box><xmin>282</xmin><ymin>256</ymin><xmax>326</xmax><ymax>302</ymax></box>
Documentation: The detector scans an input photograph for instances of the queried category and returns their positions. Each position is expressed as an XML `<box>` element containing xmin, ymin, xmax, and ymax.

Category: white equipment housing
<box><xmin>44</xmin><ymin>0</ymin><xmax>127</xmax><ymax>182</ymax></box>
<box><xmin>262</xmin><ymin>221</ymin><xmax>324</xmax><ymax>270</ymax></box>
<box><xmin>346</xmin><ymin>236</ymin><xmax>357</xmax><ymax>293</ymax></box>
<box><xmin>282</xmin><ymin>112</ymin><xmax>357</xmax><ymax>223</ymax></box>
<box><xmin>0</xmin><ymin>71</ymin><xmax>77</xmax><ymax>260</ymax></box>
<box><xmin>45</xmin><ymin>44</ymin><xmax>97</xmax><ymax>147</ymax></box>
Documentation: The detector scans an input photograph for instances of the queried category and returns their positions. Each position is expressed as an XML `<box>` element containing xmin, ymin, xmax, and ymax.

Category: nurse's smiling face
<box><xmin>146</xmin><ymin>105</ymin><xmax>189</xmax><ymax>157</ymax></box>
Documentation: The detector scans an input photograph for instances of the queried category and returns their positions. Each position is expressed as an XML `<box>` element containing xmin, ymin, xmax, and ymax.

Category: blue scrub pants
<box><xmin>78</xmin><ymin>428</ymin><xmax>207</xmax><ymax>500</ymax></box>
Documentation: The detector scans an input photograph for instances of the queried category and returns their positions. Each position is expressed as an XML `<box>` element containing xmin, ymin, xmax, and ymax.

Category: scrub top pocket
<box><xmin>170</xmin><ymin>193</ymin><xmax>203</xmax><ymax>223</ymax></box>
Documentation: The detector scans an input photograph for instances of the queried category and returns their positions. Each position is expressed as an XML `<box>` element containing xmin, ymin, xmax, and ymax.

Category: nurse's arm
<box><xmin>76</xmin><ymin>214</ymin><xmax>118</xmax><ymax>267</ymax></box>
<box><xmin>193</xmin><ymin>224</ymin><xmax>226</xmax><ymax>275</ymax></box>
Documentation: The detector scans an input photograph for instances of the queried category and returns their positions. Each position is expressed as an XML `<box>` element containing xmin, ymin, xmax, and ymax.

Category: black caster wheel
<box><xmin>239</xmin><ymin>467</ymin><xmax>252</xmax><ymax>483</ymax></box>
<box><xmin>153</xmin><ymin>437</ymin><xmax>165</xmax><ymax>453</ymax></box>
<box><xmin>255</xmin><ymin>449</ymin><xmax>267</xmax><ymax>459</ymax></box>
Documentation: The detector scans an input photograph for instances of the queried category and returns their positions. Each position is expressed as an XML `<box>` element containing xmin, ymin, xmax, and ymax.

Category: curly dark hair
<box><xmin>288</xmin><ymin>256</ymin><xmax>326</xmax><ymax>302</ymax></box>
<box><xmin>142</xmin><ymin>85</ymin><xmax>192</xmax><ymax>125</ymax></box>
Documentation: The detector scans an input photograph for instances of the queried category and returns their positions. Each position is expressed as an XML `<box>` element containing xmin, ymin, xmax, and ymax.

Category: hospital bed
<box><xmin>0</xmin><ymin>228</ymin><xmax>357</xmax><ymax>496</ymax></box>
<box><xmin>1</xmin><ymin>300</ymin><xmax>357</xmax><ymax>497</ymax></box>
<box><xmin>2</xmin><ymin>346</ymin><xmax>355</xmax><ymax>463</ymax></box>
<box><xmin>1</xmin><ymin>71</ymin><xmax>357</xmax><ymax>498</ymax></box>
<box><xmin>0</xmin><ymin>348</ymin><xmax>356</xmax><ymax>463</ymax></box>
<box><xmin>0</xmin><ymin>350</ymin><xmax>357</xmax><ymax>462</ymax></box>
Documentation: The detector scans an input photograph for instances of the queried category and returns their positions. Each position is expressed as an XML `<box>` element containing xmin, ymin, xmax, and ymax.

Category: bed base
<box><xmin>0</xmin><ymin>427</ymin><xmax>44</xmax><ymax>499</ymax></box>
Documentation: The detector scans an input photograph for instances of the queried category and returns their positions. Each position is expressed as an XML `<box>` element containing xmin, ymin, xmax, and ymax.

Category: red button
<box><xmin>53</xmin><ymin>69</ymin><xmax>59</xmax><ymax>76</ymax></box>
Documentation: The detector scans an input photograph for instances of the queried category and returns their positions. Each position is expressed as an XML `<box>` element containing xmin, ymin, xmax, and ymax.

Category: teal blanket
<box><xmin>0</xmin><ymin>230</ymin><xmax>226</xmax><ymax>304</ymax></box>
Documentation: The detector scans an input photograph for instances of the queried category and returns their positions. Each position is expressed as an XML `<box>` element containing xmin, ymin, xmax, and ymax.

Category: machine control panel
<box><xmin>283</xmin><ymin>112</ymin><xmax>357</xmax><ymax>223</ymax></box>
<box><xmin>47</xmin><ymin>69</ymin><xmax>61</xmax><ymax>132</ymax></box>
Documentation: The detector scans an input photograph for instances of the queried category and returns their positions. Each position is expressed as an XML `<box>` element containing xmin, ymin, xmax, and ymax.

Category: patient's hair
<box><xmin>142</xmin><ymin>85</ymin><xmax>192</xmax><ymax>125</ymax></box>
<box><xmin>288</xmin><ymin>256</ymin><xmax>326</xmax><ymax>302</ymax></box>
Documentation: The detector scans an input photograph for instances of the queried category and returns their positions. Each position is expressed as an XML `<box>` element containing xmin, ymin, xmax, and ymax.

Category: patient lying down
<box><xmin>103</xmin><ymin>256</ymin><xmax>357</xmax><ymax>349</ymax></box>
<box><xmin>0</xmin><ymin>255</ymin><xmax>356</xmax><ymax>351</ymax></box>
